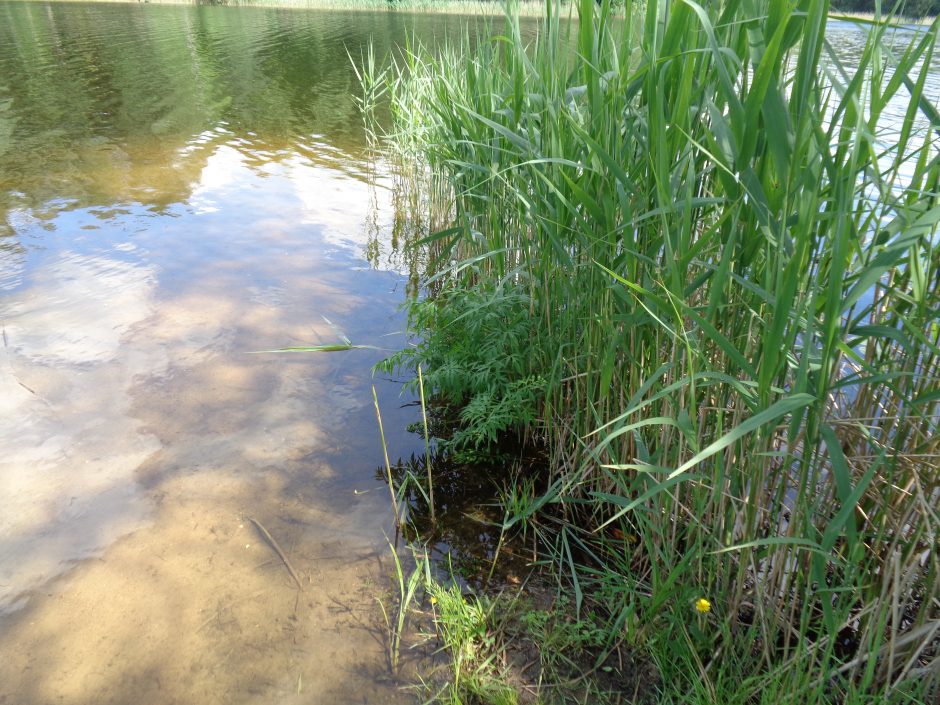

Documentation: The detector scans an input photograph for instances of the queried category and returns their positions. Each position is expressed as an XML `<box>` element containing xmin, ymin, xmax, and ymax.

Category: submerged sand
<box><xmin>0</xmin><ymin>148</ymin><xmax>421</xmax><ymax>704</ymax></box>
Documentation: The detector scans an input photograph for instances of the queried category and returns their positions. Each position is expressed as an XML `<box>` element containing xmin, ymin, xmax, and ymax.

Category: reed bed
<box><xmin>366</xmin><ymin>0</ymin><xmax>940</xmax><ymax>700</ymax></box>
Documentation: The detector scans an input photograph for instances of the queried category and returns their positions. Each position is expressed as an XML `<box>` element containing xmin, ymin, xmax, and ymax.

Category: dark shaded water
<box><xmin>0</xmin><ymin>2</ymin><xmax>497</xmax><ymax>703</ymax></box>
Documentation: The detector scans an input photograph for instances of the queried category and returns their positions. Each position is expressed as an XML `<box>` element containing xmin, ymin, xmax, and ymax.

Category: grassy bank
<box><xmin>365</xmin><ymin>0</ymin><xmax>940</xmax><ymax>702</ymax></box>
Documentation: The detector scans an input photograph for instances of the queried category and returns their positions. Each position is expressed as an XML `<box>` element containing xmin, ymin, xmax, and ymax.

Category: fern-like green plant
<box><xmin>378</xmin><ymin>285</ymin><xmax>546</xmax><ymax>450</ymax></box>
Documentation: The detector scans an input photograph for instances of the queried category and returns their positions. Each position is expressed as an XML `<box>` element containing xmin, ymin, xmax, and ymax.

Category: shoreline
<box><xmin>12</xmin><ymin>1</ymin><xmax>938</xmax><ymax>25</ymax></box>
<box><xmin>830</xmin><ymin>10</ymin><xmax>937</xmax><ymax>26</ymax></box>
<box><xmin>9</xmin><ymin>0</ymin><xmax>566</xmax><ymax>18</ymax></box>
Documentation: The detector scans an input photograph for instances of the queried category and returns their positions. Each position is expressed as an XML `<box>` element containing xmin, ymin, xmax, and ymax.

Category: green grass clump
<box><xmin>366</xmin><ymin>0</ymin><xmax>940</xmax><ymax>700</ymax></box>
<box><xmin>423</xmin><ymin>580</ymin><xmax>520</xmax><ymax>705</ymax></box>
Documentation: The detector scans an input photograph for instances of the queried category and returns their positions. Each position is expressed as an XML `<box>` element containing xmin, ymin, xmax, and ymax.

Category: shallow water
<box><xmin>0</xmin><ymin>2</ymin><xmax>479</xmax><ymax>702</ymax></box>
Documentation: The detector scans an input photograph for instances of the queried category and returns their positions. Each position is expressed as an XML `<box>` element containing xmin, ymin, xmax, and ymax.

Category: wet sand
<box><xmin>0</xmin><ymin>471</ymin><xmax>409</xmax><ymax>705</ymax></box>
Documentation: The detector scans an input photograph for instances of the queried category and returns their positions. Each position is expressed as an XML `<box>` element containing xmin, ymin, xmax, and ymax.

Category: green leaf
<box><xmin>669</xmin><ymin>394</ymin><xmax>816</xmax><ymax>479</ymax></box>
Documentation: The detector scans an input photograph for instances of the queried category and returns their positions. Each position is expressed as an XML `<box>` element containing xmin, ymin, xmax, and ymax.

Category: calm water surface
<box><xmin>0</xmin><ymin>2</ymin><xmax>486</xmax><ymax>703</ymax></box>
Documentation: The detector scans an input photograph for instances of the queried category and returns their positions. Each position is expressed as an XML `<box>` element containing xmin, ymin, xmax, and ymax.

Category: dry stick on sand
<box><xmin>248</xmin><ymin>516</ymin><xmax>305</xmax><ymax>591</ymax></box>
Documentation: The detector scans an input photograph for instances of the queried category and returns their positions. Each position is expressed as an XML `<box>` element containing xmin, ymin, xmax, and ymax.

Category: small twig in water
<box><xmin>247</xmin><ymin>516</ymin><xmax>305</xmax><ymax>591</ymax></box>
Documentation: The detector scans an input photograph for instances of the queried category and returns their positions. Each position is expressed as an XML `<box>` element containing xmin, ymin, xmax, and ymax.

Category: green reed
<box><xmin>367</xmin><ymin>0</ymin><xmax>939</xmax><ymax>699</ymax></box>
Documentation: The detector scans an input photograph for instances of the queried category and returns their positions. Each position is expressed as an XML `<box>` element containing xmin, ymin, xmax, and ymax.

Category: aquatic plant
<box><xmin>377</xmin><ymin>540</ymin><xmax>427</xmax><ymax>675</ymax></box>
<box><xmin>369</xmin><ymin>0</ymin><xmax>939</xmax><ymax>700</ymax></box>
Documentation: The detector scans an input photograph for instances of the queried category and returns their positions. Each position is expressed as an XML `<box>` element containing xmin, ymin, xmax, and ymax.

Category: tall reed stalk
<box><xmin>367</xmin><ymin>0</ymin><xmax>940</xmax><ymax>698</ymax></box>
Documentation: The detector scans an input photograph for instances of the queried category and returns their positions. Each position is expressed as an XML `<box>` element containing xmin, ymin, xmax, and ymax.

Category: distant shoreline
<box><xmin>830</xmin><ymin>11</ymin><xmax>936</xmax><ymax>27</ymax></box>
<box><xmin>9</xmin><ymin>0</ymin><xmax>564</xmax><ymax>18</ymax></box>
<box><xmin>11</xmin><ymin>1</ymin><xmax>937</xmax><ymax>25</ymax></box>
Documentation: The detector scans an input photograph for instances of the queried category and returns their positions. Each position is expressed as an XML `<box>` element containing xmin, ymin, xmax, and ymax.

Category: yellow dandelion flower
<box><xmin>695</xmin><ymin>598</ymin><xmax>711</xmax><ymax>614</ymax></box>
<box><xmin>430</xmin><ymin>596</ymin><xmax>438</xmax><ymax>605</ymax></box>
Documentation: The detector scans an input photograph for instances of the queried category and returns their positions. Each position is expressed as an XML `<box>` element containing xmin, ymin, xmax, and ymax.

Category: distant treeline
<box><xmin>830</xmin><ymin>0</ymin><xmax>939</xmax><ymax>17</ymax></box>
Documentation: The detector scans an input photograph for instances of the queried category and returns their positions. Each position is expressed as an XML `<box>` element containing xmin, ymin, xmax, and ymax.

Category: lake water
<box><xmin>0</xmin><ymin>2</ymin><xmax>479</xmax><ymax>703</ymax></box>
<box><xmin>0</xmin><ymin>3</ymin><xmax>937</xmax><ymax>704</ymax></box>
